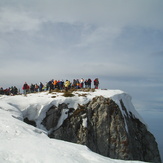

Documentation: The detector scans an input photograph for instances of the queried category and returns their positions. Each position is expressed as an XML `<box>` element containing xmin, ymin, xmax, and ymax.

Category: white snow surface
<box><xmin>0</xmin><ymin>89</ymin><xmax>146</xmax><ymax>163</ymax></box>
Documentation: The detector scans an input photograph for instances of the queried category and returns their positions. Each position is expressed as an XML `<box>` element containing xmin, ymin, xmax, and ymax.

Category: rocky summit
<box><xmin>38</xmin><ymin>90</ymin><xmax>161</xmax><ymax>163</ymax></box>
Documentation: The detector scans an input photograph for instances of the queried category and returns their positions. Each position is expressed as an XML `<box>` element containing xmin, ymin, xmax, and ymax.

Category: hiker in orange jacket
<box><xmin>53</xmin><ymin>80</ymin><xmax>58</xmax><ymax>89</ymax></box>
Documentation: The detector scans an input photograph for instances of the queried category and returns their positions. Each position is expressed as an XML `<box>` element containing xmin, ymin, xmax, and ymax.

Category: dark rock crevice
<box><xmin>23</xmin><ymin>117</ymin><xmax>36</xmax><ymax>127</ymax></box>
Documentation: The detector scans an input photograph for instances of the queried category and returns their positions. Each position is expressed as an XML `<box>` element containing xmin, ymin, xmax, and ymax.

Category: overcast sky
<box><xmin>0</xmin><ymin>0</ymin><xmax>163</xmax><ymax>109</ymax></box>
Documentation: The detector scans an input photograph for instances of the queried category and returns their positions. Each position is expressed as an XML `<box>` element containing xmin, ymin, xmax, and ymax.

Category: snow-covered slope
<box><xmin>0</xmin><ymin>89</ymin><xmax>144</xmax><ymax>129</ymax></box>
<box><xmin>0</xmin><ymin>90</ymin><xmax>146</xmax><ymax>163</ymax></box>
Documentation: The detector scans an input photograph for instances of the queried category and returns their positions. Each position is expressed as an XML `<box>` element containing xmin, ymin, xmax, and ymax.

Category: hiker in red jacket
<box><xmin>94</xmin><ymin>78</ymin><xmax>99</xmax><ymax>89</ymax></box>
<box><xmin>22</xmin><ymin>82</ymin><xmax>29</xmax><ymax>96</ymax></box>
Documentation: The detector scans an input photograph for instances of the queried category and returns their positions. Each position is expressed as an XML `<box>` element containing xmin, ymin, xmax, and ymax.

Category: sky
<box><xmin>0</xmin><ymin>0</ymin><xmax>163</xmax><ymax>144</ymax></box>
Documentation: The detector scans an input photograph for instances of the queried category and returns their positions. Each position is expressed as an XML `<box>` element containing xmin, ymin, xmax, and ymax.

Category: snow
<box><xmin>0</xmin><ymin>90</ymin><xmax>146</xmax><ymax>163</ymax></box>
<box><xmin>82</xmin><ymin>117</ymin><xmax>87</xmax><ymax>128</ymax></box>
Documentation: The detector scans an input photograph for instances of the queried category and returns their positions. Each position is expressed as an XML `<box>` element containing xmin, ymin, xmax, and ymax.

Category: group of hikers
<box><xmin>0</xmin><ymin>78</ymin><xmax>99</xmax><ymax>96</ymax></box>
<box><xmin>22</xmin><ymin>78</ymin><xmax>99</xmax><ymax>96</ymax></box>
<box><xmin>0</xmin><ymin>86</ymin><xmax>19</xmax><ymax>95</ymax></box>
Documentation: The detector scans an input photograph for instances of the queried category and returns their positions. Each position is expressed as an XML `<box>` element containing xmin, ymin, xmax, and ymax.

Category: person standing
<box><xmin>80</xmin><ymin>78</ymin><xmax>84</xmax><ymax>88</ymax></box>
<box><xmin>48</xmin><ymin>80</ymin><xmax>53</xmax><ymax>93</ymax></box>
<box><xmin>39</xmin><ymin>82</ymin><xmax>43</xmax><ymax>92</ymax></box>
<box><xmin>64</xmin><ymin>80</ymin><xmax>70</xmax><ymax>92</ymax></box>
<box><xmin>94</xmin><ymin>78</ymin><xmax>99</xmax><ymax>89</ymax></box>
<box><xmin>87</xmin><ymin>78</ymin><xmax>92</xmax><ymax>88</ymax></box>
<box><xmin>84</xmin><ymin>79</ymin><xmax>88</xmax><ymax>88</ymax></box>
<box><xmin>22</xmin><ymin>82</ymin><xmax>29</xmax><ymax>96</ymax></box>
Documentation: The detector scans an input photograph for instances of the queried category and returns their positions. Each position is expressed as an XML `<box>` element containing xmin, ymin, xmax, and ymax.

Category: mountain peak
<box><xmin>0</xmin><ymin>89</ymin><xmax>161</xmax><ymax>162</ymax></box>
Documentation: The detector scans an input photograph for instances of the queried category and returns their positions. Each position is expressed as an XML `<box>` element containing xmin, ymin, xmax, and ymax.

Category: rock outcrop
<box><xmin>41</xmin><ymin>95</ymin><xmax>161</xmax><ymax>163</ymax></box>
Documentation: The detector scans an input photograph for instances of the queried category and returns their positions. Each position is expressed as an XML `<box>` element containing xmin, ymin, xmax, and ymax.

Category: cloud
<box><xmin>0</xmin><ymin>7</ymin><xmax>41</xmax><ymax>32</ymax></box>
<box><xmin>31</xmin><ymin>0</ymin><xmax>163</xmax><ymax>29</ymax></box>
<box><xmin>151</xmin><ymin>51</ymin><xmax>163</xmax><ymax>57</ymax></box>
<box><xmin>0</xmin><ymin>20</ymin><xmax>162</xmax><ymax>82</ymax></box>
<box><xmin>0</xmin><ymin>1</ymin><xmax>163</xmax><ymax>111</ymax></box>
<box><xmin>1</xmin><ymin>0</ymin><xmax>163</xmax><ymax>33</ymax></box>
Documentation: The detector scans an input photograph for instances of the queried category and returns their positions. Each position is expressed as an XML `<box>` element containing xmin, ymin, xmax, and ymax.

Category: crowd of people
<box><xmin>22</xmin><ymin>78</ymin><xmax>99</xmax><ymax>96</ymax></box>
<box><xmin>0</xmin><ymin>78</ymin><xmax>99</xmax><ymax>96</ymax></box>
<box><xmin>0</xmin><ymin>86</ymin><xmax>19</xmax><ymax>95</ymax></box>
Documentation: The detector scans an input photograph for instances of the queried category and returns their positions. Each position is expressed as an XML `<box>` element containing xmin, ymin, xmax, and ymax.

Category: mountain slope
<box><xmin>0</xmin><ymin>89</ymin><xmax>161</xmax><ymax>163</ymax></box>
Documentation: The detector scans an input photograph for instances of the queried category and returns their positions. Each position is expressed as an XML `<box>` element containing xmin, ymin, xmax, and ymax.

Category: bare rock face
<box><xmin>42</xmin><ymin>96</ymin><xmax>161</xmax><ymax>163</ymax></box>
<box><xmin>42</xmin><ymin>103</ymin><xmax>69</xmax><ymax>130</ymax></box>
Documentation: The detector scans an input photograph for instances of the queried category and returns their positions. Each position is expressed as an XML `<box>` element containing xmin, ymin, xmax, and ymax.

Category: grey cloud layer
<box><xmin>0</xmin><ymin>0</ymin><xmax>163</xmax><ymax>112</ymax></box>
<box><xmin>0</xmin><ymin>0</ymin><xmax>163</xmax><ymax>31</ymax></box>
